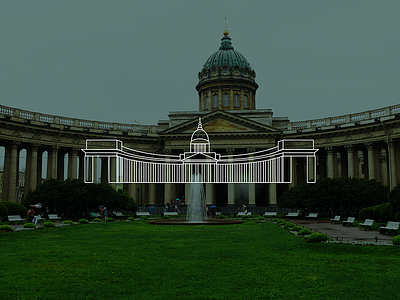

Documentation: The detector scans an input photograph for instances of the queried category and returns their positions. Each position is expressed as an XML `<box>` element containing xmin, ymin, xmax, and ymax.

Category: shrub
<box><xmin>395</xmin><ymin>211</ymin><xmax>400</xmax><ymax>222</ymax></box>
<box><xmin>257</xmin><ymin>216</ymin><xmax>266</xmax><ymax>221</ymax></box>
<box><xmin>373</xmin><ymin>202</ymin><xmax>391</xmax><ymax>223</ymax></box>
<box><xmin>291</xmin><ymin>226</ymin><xmax>303</xmax><ymax>232</ymax></box>
<box><xmin>0</xmin><ymin>203</ymin><xmax>8</xmax><ymax>219</ymax></box>
<box><xmin>228</xmin><ymin>215</ymin><xmax>234</xmax><ymax>218</ymax></box>
<box><xmin>0</xmin><ymin>225</ymin><xmax>13</xmax><ymax>232</ymax></box>
<box><xmin>2</xmin><ymin>202</ymin><xmax>27</xmax><ymax>217</ymax></box>
<box><xmin>127</xmin><ymin>217</ymin><xmax>135</xmax><ymax>221</ymax></box>
<box><xmin>307</xmin><ymin>233</ymin><xmax>329</xmax><ymax>243</ymax></box>
<box><xmin>298</xmin><ymin>228</ymin><xmax>313</xmax><ymax>236</ymax></box>
<box><xmin>79</xmin><ymin>219</ymin><xmax>89</xmax><ymax>224</ymax></box>
<box><xmin>140</xmin><ymin>216</ymin><xmax>148</xmax><ymax>220</ymax></box>
<box><xmin>162</xmin><ymin>215</ymin><xmax>170</xmax><ymax>219</ymax></box>
<box><xmin>392</xmin><ymin>235</ymin><xmax>400</xmax><ymax>246</ymax></box>
<box><xmin>283</xmin><ymin>222</ymin><xmax>295</xmax><ymax>229</ymax></box>
<box><xmin>241</xmin><ymin>215</ymin><xmax>250</xmax><ymax>219</ymax></box>
<box><xmin>359</xmin><ymin>207</ymin><xmax>375</xmax><ymax>220</ymax></box>
<box><xmin>272</xmin><ymin>218</ymin><xmax>279</xmax><ymax>222</ymax></box>
<box><xmin>276</xmin><ymin>219</ymin><xmax>286</xmax><ymax>224</ymax></box>
<box><xmin>92</xmin><ymin>218</ymin><xmax>102</xmax><ymax>222</ymax></box>
<box><xmin>217</xmin><ymin>215</ymin><xmax>226</xmax><ymax>219</ymax></box>
<box><xmin>24</xmin><ymin>223</ymin><xmax>36</xmax><ymax>229</ymax></box>
<box><xmin>107</xmin><ymin>217</ymin><xmax>114</xmax><ymax>222</ymax></box>
<box><xmin>62</xmin><ymin>220</ymin><xmax>74</xmax><ymax>225</ymax></box>
<box><xmin>42</xmin><ymin>222</ymin><xmax>55</xmax><ymax>228</ymax></box>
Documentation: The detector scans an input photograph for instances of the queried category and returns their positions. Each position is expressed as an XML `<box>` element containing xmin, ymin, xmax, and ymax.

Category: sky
<box><xmin>1</xmin><ymin>0</ymin><xmax>400</xmax><ymax>126</ymax></box>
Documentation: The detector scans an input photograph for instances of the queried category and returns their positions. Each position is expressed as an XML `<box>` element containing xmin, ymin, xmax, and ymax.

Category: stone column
<box><xmin>389</xmin><ymin>142</ymin><xmax>397</xmax><ymax>190</ymax></box>
<box><xmin>206</xmin><ymin>183</ymin><xmax>215</xmax><ymax>205</ymax></box>
<box><xmin>69</xmin><ymin>148</ymin><xmax>78</xmax><ymax>179</ymax></box>
<box><xmin>164</xmin><ymin>183</ymin><xmax>174</xmax><ymax>204</ymax></box>
<box><xmin>307</xmin><ymin>155</ymin><xmax>316</xmax><ymax>183</ymax></box>
<box><xmin>148</xmin><ymin>183</ymin><xmax>156</xmax><ymax>205</ymax></box>
<box><xmin>269</xmin><ymin>183</ymin><xmax>277</xmax><ymax>205</ymax></box>
<box><xmin>358</xmin><ymin>150</ymin><xmax>365</xmax><ymax>179</ymax></box>
<box><xmin>336</xmin><ymin>153</ymin><xmax>342</xmax><ymax>178</ymax></box>
<box><xmin>380</xmin><ymin>148</ymin><xmax>388</xmax><ymax>186</ymax></box>
<box><xmin>326</xmin><ymin>147</ymin><xmax>336</xmax><ymax>178</ymax></box>
<box><xmin>345</xmin><ymin>145</ymin><xmax>357</xmax><ymax>178</ymax></box>
<box><xmin>289</xmin><ymin>157</ymin><xmax>297</xmax><ymax>188</ymax></box>
<box><xmin>29</xmin><ymin>144</ymin><xmax>39</xmax><ymax>191</ymax></box>
<box><xmin>100</xmin><ymin>157</ymin><xmax>108</xmax><ymax>184</ymax></box>
<box><xmin>229</xmin><ymin>88</ymin><xmax>234</xmax><ymax>110</ymax></box>
<box><xmin>78</xmin><ymin>152</ymin><xmax>85</xmax><ymax>180</ymax></box>
<box><xmin>248</xmin><ymin>183</ymin><xmax>256</xmax><ymax>205</ymax></box>
<box><xmin>3</xmin><ymin>144</ymin><xmax>12</xmax><ymax>200</ymax></box>
<box><xmin>8</xmin><ymin>142</ymin><xmax>19</xmax><ymax>202</ymax></box>
<box><xmin>227</xmin><ymin>148</ymin><xmax>235</xmax><ymax>205</ymax></box>
<box><xmin>366</xmin><ymin>143</ymin><xmax>375</xmax><ymax>180</ymax></box>
<box><xmin>57</xmin><ymin>150</ymin><xmax>65</xmax><ymax>181</ymax></box>
<box><xmin>218</xmin><ymin>87</ymin><xmax>222</xmax><ymax>109</ymax></box>
<box><xmin>240</xmin><ymin>89</ymin><xmax>244</xmax><ymax>109</ymax></box>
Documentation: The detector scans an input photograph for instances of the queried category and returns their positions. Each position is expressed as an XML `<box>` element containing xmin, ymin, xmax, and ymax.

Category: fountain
<box><xmin>186</xmin><ymin>173</ymin><xmax>207</xmax><ymax>222</ymax></box>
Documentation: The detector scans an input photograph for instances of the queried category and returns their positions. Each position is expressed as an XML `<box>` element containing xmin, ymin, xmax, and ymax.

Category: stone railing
<box><xmin>0</xmin><ymin>104</ymin><xmax>168</xmax><ymax>134</ymax></box>
<box><xmin>278</xmin><ymin>104</ymin><xmax>400</xmax><ymax>132</ymax></box>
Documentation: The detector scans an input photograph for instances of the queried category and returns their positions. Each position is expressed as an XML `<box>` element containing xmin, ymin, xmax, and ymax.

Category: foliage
<box><xmin>217</xmin><ymin>215</ymin><xmax>226</xmax><ymax>219</ymax></box>
<box><xmin>241</xmin><ymin>215</ymin><xmax>250</xmax><ymax>219</ymax></box>
<box><xmin>42</xmin><ymin>222</ymin><xmax>55</xmax><ymax>228</ymax></box>
<box><xmin>283</xmin><ymin>222</ymin><xmax>295</xmax><ymax>229</ymax></box>
<box><xmin>0</xmin><ymin>225</ymin><xmax>13</xmax><ymax>232</ymax></box>
<box><xmin>62</xmin><ymin>220</ymin><xmax>74</xmax><ymax>225</ymax></box>
<box><xmin>2</xmin><ymin>201</ymin><xmax>27</xmax><ymax>217</ymax></box>
<box><xmin>24</xmin><ymin>223</ymin><xmax>36</xmax><ymax>229</ymax></box>
<box><xmin>278</xmin><ymin>177</ymin><xmax>389</xmax><ymax>217</ymax></box>
<box><xmin>228</xmin><ymin>215</ymin><xmax>234</xmax><ymax>218</ymax></box>
<box><xmin>271</xmin><ymin>218</ymin><xmax>279</xmax><ymax>222</ymax></box>
<box><xmin>0</xmin><ymin>203</ymin><xmax>9</xmax><ymax>218</ymax></box>
<box><xmin>107</xmin><ymin>217</ymin><xmax>114</xmax><ymax>222</ymax></box>
<box><xmin>140</xmin><ymin>216</ymin><xmax>148</xmax><ymax>220</ymax></box>
<box><xmin>373</xmin><ymin>202</ymin><xmax>391</xmax><ymax>223</ymax></box>
<box><xmin>23</xmin><ymin>179</ymin><xmax>138</xmax><ymax>217</ymax></box>
<box><xmin>396</xmin><ymin>212</ymin><xmax>400</xmax><ymax>222</ymax></box>
<box><xmin>79</xmin><ymin>219</ymin><xmax>89</xmax><ymax>224</ymax></box>
<box><xmin>276</xmin><ymin>219</ymin><xmax>286</xmax><ymax>224</ymax></box>
<box><xmin>162</xmin><ymin>215</ymin><xmax>170</xmax><ymax>219</ymax></box>
<box><xmin>307</xmin><ymin>233</ymin><xmax>329</xmax><ymax>243</ymax></box>
<box><xmin>297</xmin><ymin>228</ymin><xmax>313</xmax><ymax>236</ymax></box>
<box><xmin>291</xmin><ymin>226</ymin><xmax>303</xmax><ymax>232</ymax></box>
<box><xmin>257</xmin><ymin>216</ymin><xmax>266</xmax><ymax>221</ymax></box>
<box><xmin>392</xmin><ymin>235</ymin><xmax>400</xmax><ymax>246</ymax></box>
<box><xmin>93</xmin><ymin>218</ymin><xmax>102</xmax><ymax>222</ymax></box>
<box><xmin>127</xmin><ymin>217</ymin><xmax>135</xmax><ymax>221</ymax></box>
<box><xmin>359</xmin><ymin>207</ymin><xmax>375</xmax><ymax>220</ymax></box>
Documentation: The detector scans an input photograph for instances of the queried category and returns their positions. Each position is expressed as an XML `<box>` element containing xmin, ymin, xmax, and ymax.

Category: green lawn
<box><xmin>0</xmin><ymin>221</ymin><xmax>399</xmax><ymax>300</ymax></box>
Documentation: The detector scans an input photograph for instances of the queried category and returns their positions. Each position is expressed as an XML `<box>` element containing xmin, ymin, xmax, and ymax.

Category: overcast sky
<box><xmin>1</xmin><ymin>0</ymin><xmax>399</xmax><ymax>126</ymax></box>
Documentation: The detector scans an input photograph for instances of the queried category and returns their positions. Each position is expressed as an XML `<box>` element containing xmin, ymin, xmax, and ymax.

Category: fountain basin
<box><xmin>150</xmin><ymin>219</ymin><xmax>243</xmax><ymax>225</ymax></box>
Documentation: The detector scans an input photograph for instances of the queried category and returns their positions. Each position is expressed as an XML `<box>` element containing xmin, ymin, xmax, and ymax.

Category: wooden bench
<box><xmin>285</xmin><ymin>212</ymin><xmax>298</xmax><ymax>218</ymax></box>
<box><xmin>8</xmin><ymin>215</ymin><xmax>25</xmax><ymax>224</ymax></box>
<box><xmin>264</xmin><ymin>212</ymin><xmax>277</xmax><ymax>217</ymax></box>
<box><xmin>238</xmin><ymin>212</ymin><xmax>252</xmax><ymax>216</ymax></box>
<box><xmin>359</xmin><ymin>219</ymin><xmax>374</xmax><ymax>230</ymax></box>
<box><xmin>163</xmin><ymin>212</ymin><xmax>178</xmax><ymax>216</ymax></box>
<box><xmin>342</xmin><ymin>217</ymin><xmax>355</xmax><ymax>227</ymax></box>
<box><xmin>330</xmin><ymin>216</ymin><xmax>341</xmax><ymax>224</ymax></box>
<box><xmin>379</xmin><ymin>221</ymin><xmax>400</xmax><ymax>235</ymax></box>
<box><xmin>48</xmin><ymin>214</ymin><xmax>61</xmax><ymax>220</ymax></box>
<box><xmin>306</xmin><ymin>213</ymin><xmax>318</xmax><ymax>219</ymax></box>
<box><xmin>136</xmin><ymin>212</ymin><xmax>150</xmax><ymax>217</ymax></box>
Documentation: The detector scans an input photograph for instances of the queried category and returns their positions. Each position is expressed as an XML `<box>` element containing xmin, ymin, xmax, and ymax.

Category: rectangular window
<box><xmin>244</xmin><ymin>95</ymin><xmax>248</xmax><ymax>108</ymax></box>
<box><xmin>234</xmin><ymin>94</ymin><xmax>239</xmax><ymax>107</ymax></box>
<box><xmin>223</xmin><ymin>94</ymin><xmax>229</xmax><ymax>107</ymax></box>
<box><xmin>205</xmin><ymin>96</ymin><xmax>209</xmax><ymax>109</ymax></box>
<box><xmin>213</xmin><ymin>95</ymin><xmax>218</xmax><ymax>108</ymax></box>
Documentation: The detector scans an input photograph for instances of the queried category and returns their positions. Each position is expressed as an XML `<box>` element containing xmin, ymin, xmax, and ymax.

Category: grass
<box><xmin>0</xmin><ymin>221</ymin><xmax>400</xmax><ymax>300</ymax></box>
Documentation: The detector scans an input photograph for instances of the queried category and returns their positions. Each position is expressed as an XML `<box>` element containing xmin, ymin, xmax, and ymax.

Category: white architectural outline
<box><xmin>82</xmin><ymin>118</ymin><xmax>318</xmax><ymax>184</ymax></box>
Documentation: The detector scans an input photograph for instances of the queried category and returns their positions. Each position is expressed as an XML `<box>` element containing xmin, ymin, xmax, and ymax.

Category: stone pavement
<box><xmin>290</xmin><ymin>219</ymin><xmax>393</xmax><ymax>243</ymax></box>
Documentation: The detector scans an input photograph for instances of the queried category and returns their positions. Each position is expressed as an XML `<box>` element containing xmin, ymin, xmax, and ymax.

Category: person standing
<box><xmin>27</xmin><ymin>206</ymin><xmax>35</xmax><ymax>223</ymax></box>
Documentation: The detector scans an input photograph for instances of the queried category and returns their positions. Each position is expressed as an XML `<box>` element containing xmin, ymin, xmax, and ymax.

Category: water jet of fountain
<box><xmin>186</xmin><ymin>172</ymin><xmax>207</xmax><ymax>221</ymax></box>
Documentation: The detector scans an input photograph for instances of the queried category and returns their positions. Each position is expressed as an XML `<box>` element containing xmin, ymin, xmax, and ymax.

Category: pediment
<box><xmin>159</xmin><ymin>110</ymin><xmax>280</xmax><ymax>136</ymax></box>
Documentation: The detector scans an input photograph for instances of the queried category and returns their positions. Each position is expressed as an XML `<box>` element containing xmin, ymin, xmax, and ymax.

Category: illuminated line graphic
<box><xmin>82</xmin><ymin>118</ymin><xmax>318</xmax><ymax>184</ymax></box>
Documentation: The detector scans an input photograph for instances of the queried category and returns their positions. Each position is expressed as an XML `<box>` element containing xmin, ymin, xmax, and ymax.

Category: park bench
<box><xmin>379</xmin><ymin>221</ymin><xmax>400</xmax><ymax>235</ymax></box>
<box><xmin>114</xmin><ymin>212</ymin><xmax>124</xmax><ymax>217</ymax></box>
<box><xmin>359</xmin><ymin>219</ymin><xmax>374</xmax><ymax>230</ymax></box>
<box><xmin>48</xmin><ymin>214</ymin><xmax>61</xmax><ymax>220</ymax></box>
<box><xmin>163</xmin><ymin>212</ymin><xmax>178</xmax><ymax>216</ymax></box>
<box><xmin>342</xmin><ymin>217</ymin><xmax>355</xmax><ymax>227</ymax></box>
<box><xmin>306</xmin><ymin>213</ymin><xmax>318</xmax><ymax>219</ymax></box>
<box><xmin>8</xmin><ymin>215</ymin><xmax>25</xmax><ymax>224</ymax></box>
<box><xmin>285</xmin><ymin>212</ymin><xmax>298</xmax><ymax>218</ymax></box>
<box><xmin>238</xmin><ymin>212</ymin><xmax>252</xmax><ymax>216</ymax></box>
<box><xmin>264</xmin><ymin>212</ymin><xmax>277</xmax><ymax>217</ymax></box>
<box><xmin>330</xmin><ymin>216</ymin><xmax>341</xmax><ymax>224</ymax></box>
<box><xmin>136</xmin><ymin>212</ymin><xmax>150</xmax><ymax>217</ymax></box>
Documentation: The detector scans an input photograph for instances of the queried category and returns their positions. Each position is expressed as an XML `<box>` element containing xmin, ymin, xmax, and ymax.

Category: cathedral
<box><xmin>1</xmin><ymin>30</ymin><xmax>400</xmax><ymax>214</ymax></box>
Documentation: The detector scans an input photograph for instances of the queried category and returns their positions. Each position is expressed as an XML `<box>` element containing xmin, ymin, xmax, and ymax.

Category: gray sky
<box><xmin>1</xmin><ymin>0</ymin><xmax>399</xmax><ymax>126</ymax></box>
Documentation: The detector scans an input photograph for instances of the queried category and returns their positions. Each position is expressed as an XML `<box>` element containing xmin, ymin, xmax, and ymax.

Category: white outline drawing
<box><xmin>82</xmin><ymin>118</ymin><xmax>318</xmax><ymax>184</ymax></box>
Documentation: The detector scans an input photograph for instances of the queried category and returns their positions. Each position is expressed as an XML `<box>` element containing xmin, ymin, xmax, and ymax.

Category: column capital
<box><xmin>325</xmin><ymin>146</ymin><xmax>334</xmax><ymax>153</ymax></box>
<box><xmin>31</xmin><ymin>143</ymin><xmax>40</xmax><ymax>151</ymax></box>
<box><xmin>364</xmin><ymin>142</ymin><xmax>375</xmax><ymax>149</ymax></box>
<box><xmin>226</xmin><ymin>147</ymin><xmax>235</xmax><ymax>155</ymax></box>
<box><xmin>10</xmin><ymin>141</ymin><xmax>21</xmax><ymax>149</ymax></box>
<box><xmin>344</xmin><ymin>144</ymin><xmax>354</xmax><ymax>150</ymax></box>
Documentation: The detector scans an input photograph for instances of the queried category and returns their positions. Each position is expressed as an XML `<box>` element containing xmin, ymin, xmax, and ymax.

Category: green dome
<box><xmin>202</xmin><ymin>35</ymin><xmax>252</xmax><ymax>70</ymax></box>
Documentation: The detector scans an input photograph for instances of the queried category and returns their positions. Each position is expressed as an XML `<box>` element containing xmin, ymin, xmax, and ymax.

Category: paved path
<box><xmin>290</xmin><ymin>219</ymin><xmax>393</xmax><ymax>243</ymax></box>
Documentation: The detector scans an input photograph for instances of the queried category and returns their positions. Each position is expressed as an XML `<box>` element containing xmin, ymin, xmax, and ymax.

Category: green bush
<box><xmin>307</xmin><ymin>233</ymin><xmax>329</xmax><ymax>243</ymax></box>
<box><xmin>24</xmin><ymin>223</ymin><xmax>36</xmax><ymax>229</ymax></box>
<box><xmin>162</xmin><ymin>215</ymin><xmax>170</xmax><ymax>219</ymax></box>
<box><xmin>127</xmin><ymin>217</ymin><xmax>135</xmax><ymax>221</ymax></box>
<box><xmin>62</xmin><ymin>220</ymin><xmax>74</xmax><ymax>225</ymax></box>
<box><xmin>392</xmin><ymin>235</ymin><xmax>400</xmax><ymax>246</ymax></box>
<box><xmin>291</xmin><ymin>226</ymin><xmax>303</xmax><ymax>232</ymax></box>
<box><xmin>359</xmin><ymin>207</ymin><xmax>375</xmax><ymax>220</ymax></box>
<box><xmin>217</xmin><ymin>215</ymin><xmax>226</xmax><ymax>219</ymax></box>
<box><xmin>272</xmin><ymin>218</ymin><xmax>279</xmax><ymax>222</ymax></box>
<box><xmin>228</xmin><ymin>215</ymin><xmax>234</xmax><ymax>218</ymax></box>
<box><xmin>79</xmin><ymin>219</ymin><xmax>89</xmax><ymax>224</ymax></box>
<box><xmin>283</xmin><ymin>222</ymin><xmax>295</xmax><ymax>229</ymax></box>
<box><xmin>241</xmin><ymin>215</ymin><xmax>250</xmax><ymax>219</ymax></box>
<box><xmin>43</xmin><ymin>222</ymin><xmax>55</xmax><ymax>228</ymax></box>
<box><xmin>373</xmin><ymin>202</ymin><xmax>391</xmax><ymax>223</ymax></box>
<box><xmin>276</xmin><ymin>219</ymin><xmax>286</xmax><ymax>224</ymax></box>
<box><xmin>257</xmin><ymin>216</ymin><xmax>266</xmax><ymax>221</ymax></box>
<box><xmin>298</xmin><ymin>228</ymin><xmax>313</xmax><ymax>236</ymax></box>
<box><xmin>395</xmin><ymin>211</ymin><xmax>400</xmax><ymax>222</ymax></box>
<box><xmin>140</xmin><ymin>216</ymin><xmax>148</xmax><ymax>220</ymax></box>
<box><xmin>92</xmin><ymin>218</ymin><xmax>102</xmax><ymax>222</ymax></box>
<box><xmin>0</xmin><ymin>225</ymin><xmax>13</xmax><ymax>232</ymax></box>
<box><xmin>2</xmin><ymin>202</ymin><xmax>27</xmax><ymax>217</ymax></box>
<box><xmin>0</xmin><ymin>203</ymin><xmax>9</xmax><ymax>219</ymax></box>
<box><xmin>107</xmin><ymin>217</ymin><xmax>114</xmax><ymax>222</ymax></box>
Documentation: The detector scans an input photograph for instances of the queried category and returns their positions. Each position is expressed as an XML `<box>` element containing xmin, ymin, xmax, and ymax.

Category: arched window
<box><xmin>213</xmin><ymin>95</ymin><xmax>218</xmax><ymax>108</ymax></box>
<box><xmin>223</xmin><ymin>94</ymin><xmax>229</xmax><ymax>107</ymax></box>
